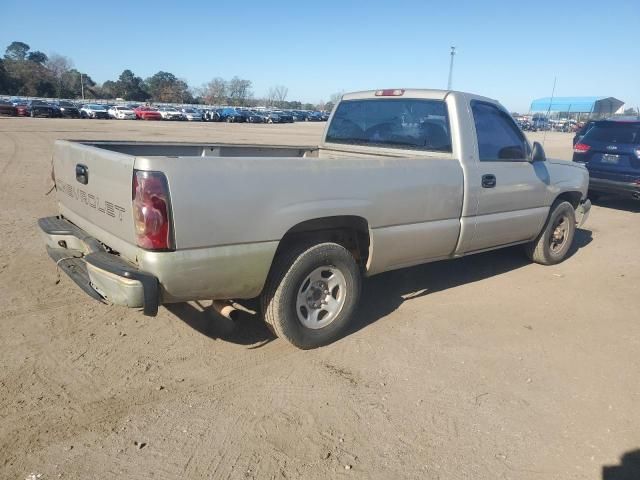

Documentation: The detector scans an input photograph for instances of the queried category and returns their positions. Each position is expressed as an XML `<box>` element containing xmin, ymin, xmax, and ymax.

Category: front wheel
<box><xmin>261</xmin><ymin>242</ymin><xmax>361</xmax><ymax>349</ymax></box>
<box><xmin>525</xmin><ymin>200</ymin><xmax>576</xmax><ymax>265</ymax></box>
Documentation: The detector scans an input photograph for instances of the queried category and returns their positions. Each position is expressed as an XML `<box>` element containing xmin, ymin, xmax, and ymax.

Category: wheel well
<box><xmin>555</xmin><ymin>191</ymin><xmax>582</xmax><ymax>209</ymax></box>
<box><xmin>275</xmin><ymin>216</ymin><xmax>371</xmax><ymax>267</ymax></box>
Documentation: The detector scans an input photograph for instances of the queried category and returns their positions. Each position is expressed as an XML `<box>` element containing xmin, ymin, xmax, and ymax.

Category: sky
<box><xmin>2</xmin><ymin>0</ymin><xmax>638</xmax><ymax>112</ymax></box>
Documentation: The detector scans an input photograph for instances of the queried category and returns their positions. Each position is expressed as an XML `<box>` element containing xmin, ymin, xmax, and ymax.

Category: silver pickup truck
<box><xmin>40</xmin><ymin>89</ymin><xmax>591</xmax><ymax>349</ymax></box>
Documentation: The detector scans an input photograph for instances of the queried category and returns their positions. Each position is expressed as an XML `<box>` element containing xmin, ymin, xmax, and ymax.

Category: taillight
<box><xmin>375</xmin><ymin>89</ymin><xmax>405</xmax><ymax>96</ymax></box>
<box><xmin>132</xmin><ymin>170</ymin><xmax>173</xmax><ymax>250</ymax></box>
<box><xmin>574</xmin><ymin>143</ymin><xmax>591</xmax><ymax>153</ymax></box>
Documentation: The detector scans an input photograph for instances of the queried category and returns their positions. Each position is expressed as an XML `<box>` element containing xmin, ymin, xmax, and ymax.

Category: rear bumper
<box><xmin>589</xmin><ymin>177</ymin><xmax>640</xmax><ymax>199</ymax></box>
<box><xmin>38</xmin><ymin>216</ymin><xmax>159</xmax><ymax>316</ymax></box>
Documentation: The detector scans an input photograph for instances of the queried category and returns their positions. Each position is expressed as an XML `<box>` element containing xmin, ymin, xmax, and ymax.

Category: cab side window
<box><xmin>471</xmin><ymin>101</ymin><xmax>529</xmax><ymax>161</ymax></box>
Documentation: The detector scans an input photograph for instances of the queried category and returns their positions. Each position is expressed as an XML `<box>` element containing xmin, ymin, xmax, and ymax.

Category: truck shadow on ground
<box><xmin>165</xmin><ymin>300</ymin><xmax>273</xmax><ymax>347</ymax></box>
<box><xmin>346</xmin><ymin>228</ymin><xmax>592</xmax><ymax>338</ymax></box>
<box><xmin>167</xmin><ymin>229</ymin><xmax>592</xmax><ymax>347</ymax></box>
<box><xmin>602</xmin><ymin>449</ymin><xmax>640</xmax><ymax>480</ymax></box>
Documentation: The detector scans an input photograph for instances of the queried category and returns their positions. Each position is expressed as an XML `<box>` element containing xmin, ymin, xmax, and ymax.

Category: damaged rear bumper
<box><xmin>38</xmin><ymin>216</ymin><xmax>159</xmax><ymax>316</ymax></box>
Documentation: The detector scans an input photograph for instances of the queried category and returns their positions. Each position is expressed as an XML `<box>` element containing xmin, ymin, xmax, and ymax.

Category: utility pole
<box><xmin>447</xmin><ymin>46</ymin><xmax>456</xmax><ymax>90</ymax></box>
<box><xmin>542</xmin><ymin>76</ymin><xmax>557</xmax><ymax>146</ymax></box>
<box><xmin>80</xmin><ymin>73</ymin><xmax>85</xmax><ymax>100</ymax></box>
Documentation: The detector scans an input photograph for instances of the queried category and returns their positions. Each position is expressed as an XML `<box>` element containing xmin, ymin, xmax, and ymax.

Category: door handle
<box><xmin>76</xmin><ymin>164</ymin><xmax>89</xmax><ymax>184</ymax></box>
<box><xmin>481</xmin><ymin>174</ymin><xmax>496</xmax><ymax>188</ymax></box>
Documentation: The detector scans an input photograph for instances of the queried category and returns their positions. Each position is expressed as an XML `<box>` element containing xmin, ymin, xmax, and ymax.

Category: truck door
<box><xmin>465</xmin><ymin>101</ymin><xmax>550</xmax><ymax>252</ymax></box>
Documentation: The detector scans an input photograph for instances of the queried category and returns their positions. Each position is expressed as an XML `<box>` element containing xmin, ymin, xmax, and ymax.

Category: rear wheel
<box><xmin>525</xmin><ymin>200</ymin><xmax>576</xmax><ymax>265</ymax></box>
<box><xmin>261</xmin><ymin>242</ymin><xmax>361</xmax><ymax>349</ymax></box>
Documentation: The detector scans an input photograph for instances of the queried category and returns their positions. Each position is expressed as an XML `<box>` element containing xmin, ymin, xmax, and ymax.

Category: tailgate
<box><xmin>53</xmin><ymin>140</ymin><xmax>136</xmax><ymax>246</ymax></box>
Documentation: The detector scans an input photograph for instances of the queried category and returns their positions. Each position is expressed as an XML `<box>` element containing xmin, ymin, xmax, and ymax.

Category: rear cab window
<box><xmin>325</xmin><ymin>98</ymin><xmax>452</xmax><ymax>152</ymax></box>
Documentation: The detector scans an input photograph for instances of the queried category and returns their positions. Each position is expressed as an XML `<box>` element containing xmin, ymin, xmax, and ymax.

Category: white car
<box><xmin>80</xmin><ymin>104</ymin><xmax>109</xmax><ymax>119</ymax></box>
<box><xmin>108</xmin><ymin>105</ymin><xmax>136</xmax><ymax>120</ymax></box>
<box><xmin>157</xmin><ymin>107</ymin><xmax>185</xmax><ymax>121</ymax></box>
<box><xmin>180</xmin><ymin>107</ymin><xmax>202</xmax><ymax>121</ymax></box>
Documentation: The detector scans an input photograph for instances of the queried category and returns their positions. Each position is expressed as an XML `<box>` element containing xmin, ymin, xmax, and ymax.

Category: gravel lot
<box><xmin>1</xmin><ymin>118</ymin><xmax>638</xmax><ymax>480</ymax></box>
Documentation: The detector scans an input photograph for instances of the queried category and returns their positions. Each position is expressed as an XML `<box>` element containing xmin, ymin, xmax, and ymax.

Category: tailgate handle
<box><xmin>75</xmin><ymin>164</ymin><xmax>89</xmax><ymax>185</ymax></box>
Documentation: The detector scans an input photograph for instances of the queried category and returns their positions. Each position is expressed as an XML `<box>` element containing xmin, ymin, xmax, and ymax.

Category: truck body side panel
<box><xmin>134</xmin><ymin>155</ymin><xmax>465</xmax><ymax>265</ymax></box>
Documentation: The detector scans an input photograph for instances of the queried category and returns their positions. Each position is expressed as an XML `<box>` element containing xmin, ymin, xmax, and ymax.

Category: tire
<box><xmin>525</xmin><ymin>200</ymin><xmax>576</xmax><ymax>265</ymax></box>
<box><xmin>261</xmin><ymin>242</ymin><xmax>361</xmax><ymax>349</ymax></box>
<box><xmin>30</xmin><ymin>110</ymin><xmax>35</xmax><ymax>118</ymax></box>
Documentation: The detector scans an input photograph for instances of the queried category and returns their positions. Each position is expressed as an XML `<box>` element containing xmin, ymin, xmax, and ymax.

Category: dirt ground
<box><xmin>1</xmin><ymin>118</ymin><xmax>638</xmax><ymax>480</ymax></box>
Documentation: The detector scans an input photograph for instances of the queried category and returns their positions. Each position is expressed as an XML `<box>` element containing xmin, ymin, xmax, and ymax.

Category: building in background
<box><xmin>529</xmin><ymin>96</ymin><xmax>624</xmax><ymax>121</ymax></box>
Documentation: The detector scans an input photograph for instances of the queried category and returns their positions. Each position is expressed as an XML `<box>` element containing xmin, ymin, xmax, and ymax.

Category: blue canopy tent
<box><xmin>529</xmin><ymin>96</ymin><xmax>624</xmax><ymax>118</ymax></box>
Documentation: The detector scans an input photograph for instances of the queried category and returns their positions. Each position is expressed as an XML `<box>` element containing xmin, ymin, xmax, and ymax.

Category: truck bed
<box><xmin>79</xmin><ymin>141</ymin><xmax>316</xmax><ymax>158</ymax></box>
<box><xmin>52</xmin><ymin>139</ymin><xmax>464</xmax><ymax>280</ymax></box>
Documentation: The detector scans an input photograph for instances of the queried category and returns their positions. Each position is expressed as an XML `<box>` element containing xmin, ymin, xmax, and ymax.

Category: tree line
<box><xmin>0</xmin><ymin>40</ymin><xmax>335</xmax><ymax>110</ymax></box>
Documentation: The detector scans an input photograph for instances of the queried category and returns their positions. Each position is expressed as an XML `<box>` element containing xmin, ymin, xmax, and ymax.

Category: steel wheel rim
<box><xmin>550</xmin><ymin>214</ymin><xmax>570</xmax><ymax>253</ymax></box>
<box><xmin>295</xmin><ymin>266</ymin><xmax>347</xmax><ymax>329</ymax></box>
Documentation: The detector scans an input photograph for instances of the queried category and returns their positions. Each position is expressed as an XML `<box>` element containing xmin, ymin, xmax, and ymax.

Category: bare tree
<box><xmin>201</xmin><ymin>77</ymin><xmax>227</xmax><ymax>105</ymax></box>
<box><xmin>46</xmin><ymin>53</ymin><xmax>73</xmax><ymax>96</ymax></box>
<box><xmin>268</xmin><ymin>85</ymin><xmax>288</xmax><ymax>107</ymax></box>
<box><xmin>324</xmin><ymin>91</ymin><xmax>345</xmax><ymax>112</ymax></box>
<box><xmin>329</xmin><ymin>91</ymin><xmax>344</xmax><ymax>106</ymax></box>
<box><xmin>227</xmin><ymin>76</ymin><xmax>252</xmax><ymax>106</ymax></box>
<box><xmin>266</xmin><ymin>85</ymin><xmax>288</xmax><ymax>107</ymax></box>
<box><xmin>266</xmin><ymin>87</ymin><xmax>276</xmax><ymax>107</ymax></box>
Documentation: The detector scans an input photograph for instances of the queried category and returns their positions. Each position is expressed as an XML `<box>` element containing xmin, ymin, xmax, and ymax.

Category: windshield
<box><xmin>89</xmin><ymin>105</ymin><xmax>103</xmax><ymax>110</ymax></box>
<box><xmin>325</xmin><ymin>99</ymin><xmax>452</xmax><ymax>151</ymax></box>
<box><xmin>586</xmin><ymin>123</ymin><xmax>640</xmax><ymax>144</ymax></box>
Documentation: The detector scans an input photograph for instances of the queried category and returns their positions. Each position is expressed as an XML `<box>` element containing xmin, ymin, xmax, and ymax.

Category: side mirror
<box><xmin>531</xmin><ymin>141</ymin><xmax>546</xmax><ymax>162</ymax></box>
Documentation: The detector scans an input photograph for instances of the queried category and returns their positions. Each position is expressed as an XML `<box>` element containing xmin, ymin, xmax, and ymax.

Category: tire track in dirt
<box><xmin>0</xmin><ymin>130</ymin><xmax>18</xmax><ymax>180</ymax></box>
<box><xmin>1</xmin><ymin>337</ymin><xmax>385</xmax><ymax>477</ymax></box>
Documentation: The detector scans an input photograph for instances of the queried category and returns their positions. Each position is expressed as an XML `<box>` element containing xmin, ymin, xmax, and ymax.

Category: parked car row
<box><xmin>0</xmin><ymin>99</ymin><xmax>80</xmax><ymax>118</ymax></box>
<box><xmin>202</xmin><ymin>107</ymin><xmax>329</xmax><ymax>123</ymax></box>
<box><xmin>0</xmin><ymin>98</ymin><xmax>331</xmax><ymax>124</ymax></box>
